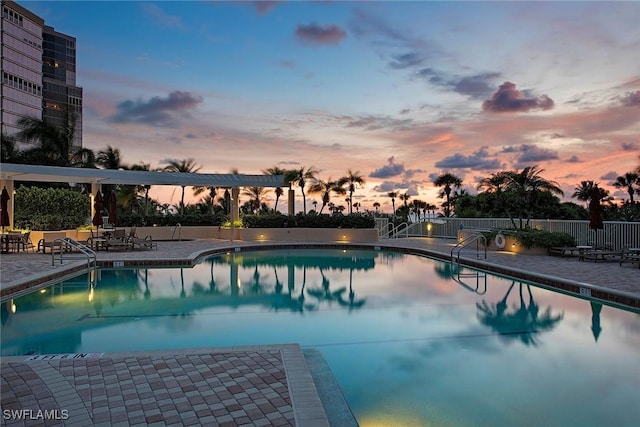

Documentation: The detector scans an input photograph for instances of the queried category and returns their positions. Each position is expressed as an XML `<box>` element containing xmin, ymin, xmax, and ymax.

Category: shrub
<box><xmin>486</xmin><ymin>229</ymin><xmax>576</xmax><ymax>249</ymax></box>
<box><xmin>242</xmin><ymin>213</ymin><xmax>375</xmax><ymax>229</ymax></box>
<box><xmin>14</xmin><ymin>186</ymin><xmax>89</xmax><ymax>230</ymax></box>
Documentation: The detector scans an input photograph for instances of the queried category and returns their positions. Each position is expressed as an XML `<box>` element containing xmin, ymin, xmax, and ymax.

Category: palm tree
<box><xmin>373</xmin><ymin>202</ymin><xmax>380</xmax><ymax>214</ymax></box>
<box><xmin>96</xmin><ymin>145</ymin><xmax>124</xmax><ymax>170</ymax></box>
<box><xmin>293</xmin><ymin>166</ymin><xmax>319</xmax><ymax>214</ymax></box>
<box><xmin>1</xmin><ymin>132</ymin><xmax>22</xmax><ymax>163</ymax></box>
<box><xmin>17</xmin><ymin>114</ymin><xmax>93</xmax><ymax>167</ymax></box>
<box><xmin>612</xmin><ymin>172</ymin><xmax>640</xmax><ymax>204</ymax></box>
<box><xmin>571</xmin><ymin>181</ymin><xmax>611</xmax><ymax>207</ymax></box>
<box><xmin>433</xmin><ymin>172</ymin><xmax>462</xmax><ymax>217</ymax></box>
<box><xmin>506</xmin><ymin>165</ymin><xmax>564</xmax><ymax>229</ymax></box>
<box><xmin>387</xmin><ymin>191</ymin><xmax>398</xmax><ymax>218</ymax></box>
<box><xmin>308</xmin><ymin>178</ymin><xmax>346</xmax><ymax>214</ymax></box>
<box><xmin>338</xmin><ymin>170</ymin><xmax>365</xmax><ymax>214</ymax></box>
<box><xmin>163</xmin><ymin>158</ymin><xmax>201</xmax><ymax>214</ymax></box>
<box><xmin>242</xmin><ymin>186</ymin><xmax>270</xmax><ymax>214</ymax></box>
<box><xmin>263</xmin><ymin>166</ymin><xmax>288</xmax><ymax>212</ymax></box>
<box><xmin>398</xmin><ymin>193</ymin><xmax>411</xmax><ymax>221</ymax></box>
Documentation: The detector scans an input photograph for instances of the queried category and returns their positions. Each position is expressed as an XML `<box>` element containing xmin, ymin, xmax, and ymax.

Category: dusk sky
<box><xmin>25</xmin><ymin>1</ymin><xmax>640</xmax><ymax>212</ymax></box>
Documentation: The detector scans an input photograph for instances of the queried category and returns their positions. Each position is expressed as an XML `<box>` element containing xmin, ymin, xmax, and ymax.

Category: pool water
<box><xmin>2</xmin><ymin>248</ymin><xmax>639</xmax><ymax>426</ymax></box>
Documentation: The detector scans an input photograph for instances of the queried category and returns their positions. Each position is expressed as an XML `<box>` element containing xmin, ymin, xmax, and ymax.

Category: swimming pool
<box><xmin>2</xmin><ymin>248</ymin><xmax>639</xmax><ymax>426</ymax></box>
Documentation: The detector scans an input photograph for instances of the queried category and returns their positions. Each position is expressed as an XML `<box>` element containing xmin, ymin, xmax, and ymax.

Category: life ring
<box><xmin>495</xmin><ymin>233</ymin><xmax>506</xmax><ymax>249</ymax></box>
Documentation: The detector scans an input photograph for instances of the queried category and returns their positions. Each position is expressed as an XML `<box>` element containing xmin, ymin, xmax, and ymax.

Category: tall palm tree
<box><xmin>163</xmin><ymin>158</ymin><xmax>201</xmax><ymax>214</ymax></box>
<box><xmin>399</xmin><ymin>193</ymin><xmax>411</xmax><ymax>221</ymax></box>
<box><xmin>17</xmin><ymin>114</ymin><xmax>93</xmax><ymax>167</ymax></box>
<box><xmin>308</xmin><ymin>178</ymin><xmax>346</xmax><ymax>214</ymax></box>
<box><xmin>387</xmin><ymin>191</ymin><xmax>398</xmax><ymax>218</ymax></box>
<box><xmin>338</xmin><ymin>170</ymin><xmax>365</xmax><ymax>214</ymax></box>
<box><xmin>263</xmin><ymin>166</ymin><xmax>287</xmax><ymax>212</ymax></box>
<box><xmin>433</xmin><ymin>172</ymin><xmax>462</xmax><ymax>217</ymax></box>
<box><xmin>241</xmin><ymin>186</ymin><xmax>270</xmax><ymax>214</ymax></box>
<box><xmin>477</xmin><ymin>171</ymin><xmax>515</xmax><ymax>225</ymax></box>
<box><xmin>612</xmin><ymin>172</ymin><xmax>639</xmax><ymax>204</ymax></box>
<box><xmin>1</xmin><ymin>132</ymin><xmax>22</xmax><ymax>163</ymax></box>
<box><xmin>294</xmin><ymin>166</ymin><xmax>319</xmax><ymax>214</ymax></box>
<box><xmin>506</xmin><ymin>165</ymin><xmax>564</xmax><ymax>229</ymax></box>
<box><xmin>96</xmin><ymin>145</ymin><xmax>124</xmax><ymax>170</ymax></box>
<box><xmin>571</xmin><ymin>181</ymin><xmax>611</xmax><ymax>207</ymax></box>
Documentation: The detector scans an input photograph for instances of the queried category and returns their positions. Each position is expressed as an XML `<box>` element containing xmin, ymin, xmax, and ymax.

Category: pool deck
<box><xmin>1</xmin><ymin>237</ymin><xmax>638</xmax><ymax>426</ymax></box>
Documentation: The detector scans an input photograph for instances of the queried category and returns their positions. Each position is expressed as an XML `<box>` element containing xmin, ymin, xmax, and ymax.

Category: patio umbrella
<box><xmin>108</xmin><ymin>191</ymin><xmax>118</xmax><ymax>226</ymax></box>
<box><xmin>588</xmin><ymin>186</ymin><xmax>603</xmax><ymax>247</ymax></box>
<box><xmin>92</xmin><ymin>191</ymin><xmax>104</xmax><ymax>228</ymax></box>
<box><xmin>1</xmin><ymin>187</ymin><xmax>10</xmax><ymax>232</ymax></box>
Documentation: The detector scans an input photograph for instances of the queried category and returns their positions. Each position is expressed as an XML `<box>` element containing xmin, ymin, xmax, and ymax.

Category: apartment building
<box><xmin>1</xmin><ymin>0</ymin><xmax>82</xmax><ymax>149</ymax></box>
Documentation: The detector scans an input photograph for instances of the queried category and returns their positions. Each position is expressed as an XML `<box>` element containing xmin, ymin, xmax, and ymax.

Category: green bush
<box><xmin>118</xmin><ymin>212</ymin><xmax>228</xmax><ymax>227</ymax></box>
<box><xmin>14</xmin><ymin>186</ymin><xmax>89</xmax><ymax>230</ymax></box>
<box><xmin>242</xmin><ymin>213</ymin><xmax>375</xmax><ymax>229</ymax></box>
<box><xmin>485</xmin><ymin>229</ymin><xmax>576</xmax><ymax>249</ymax></box>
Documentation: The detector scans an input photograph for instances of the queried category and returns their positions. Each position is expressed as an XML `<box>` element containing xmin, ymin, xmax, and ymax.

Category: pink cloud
<box><xmin>482</xmin><ymin>81</ymin><xmax>554</xmax><ymax>113</ymax></box>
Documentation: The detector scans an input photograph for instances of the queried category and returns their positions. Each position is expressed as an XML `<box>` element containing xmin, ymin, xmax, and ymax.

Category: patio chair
<box><xmin>17</xmin><ymin>231</ymin><xmax>35</xmax><ymax>253</ymax></box>
<box><xmin>128</xmin><ymin>226</ymin><xmax>157</xmax><ymax>250</ymax></box>
<box><xmin>87</xmin><ymin>229</ymin><xmax>107</xmax><ymax>251</ymax></box>
<box><xmin>105</xmin><ymin>229</ymin><xmax>131</xmax><ymax>251</ymax></box>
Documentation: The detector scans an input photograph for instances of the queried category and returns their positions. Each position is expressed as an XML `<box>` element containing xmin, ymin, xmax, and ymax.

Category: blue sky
<box><xmin>24</xmin><ymin>1</ymin><xmax>640</xmax><ymax>211</ymax></box>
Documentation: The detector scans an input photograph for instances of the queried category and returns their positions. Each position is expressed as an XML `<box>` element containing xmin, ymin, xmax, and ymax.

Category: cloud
<box><xmin>370</xmin><ymin>156</ymin><xmax>405</xmax><ymax>178</ymax></box>
<box><xmin>109</xmin><ymin>91</ymin><xmax>203</xmax><ymax>128</ymax></box>
<box><xmin>434</xmin><ymin>146</ymin><xmax>503</xmax><ymax>170</ymax></box>
<box><xmin>452</xmin><ymin>73</ymin><xmax>502</xmax><ymax>99</ymax></box>
<box><xmin>600</xmin><ymin>171</ymin><xmax>618</xmax><ymax>181</ymax></box>
<box><xmin>502</xmin><ymin>143</ymin><xmax>559</xmax><ymax>167</ymax></box>
<box><xmin>345</xmin><ymin>115</ymin><xmax>414</xmax><ymax>131</ymax></box>
<box><xmin>565</xmin><ymin>155</ymin><xmax>582</xmax><ymax>163</ymax></box>
<box><xmin>140</xmin><ymin>3</ymin><xmax>185</xmax><ymax>30</ymax></box>
<box><xmin>619</xmin><ymin>90</ymin><xmax>640</xmax><ymax>107</ymax></box>
<box><xmin>389</xmin><ymin>52</ymin><xmax>425</xmax><ymax>69</ymax></box>
<box><xmin>482</xmin><ymin>81</ymin><xmax>554</xmax><ymax>112</ymax></box>
<box><xmin>253</xmin><ymin>1</ymin><xmax>280</xmax><ymax>15</ymax></box>
<box><xmin>621</xmin><ymin>142</ymin><xmax>639</xmax><ymax>151</ymax></box>
<box><xmin>295</xmin><ymin>23</ymin><xmax>347</xmax><ymax>45</ymax></box>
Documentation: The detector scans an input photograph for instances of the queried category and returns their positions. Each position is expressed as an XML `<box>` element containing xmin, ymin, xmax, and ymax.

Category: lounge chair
<box><xmin>127</xmin><ymin>227</ymin><xmax>157</xmax><ymax>250</ymax></box>
<box><xmin>582</xmin><ymin>248</ymin><xmax>623</xmax><ymax>263</ymax></box>
<box><xmin>87</xmin><ymin>229</ymin><xmax>107</xmax><ymax>251</ymax></box>
<box><xmin>619</xmin><ymin>247</ymin><xmax>640</xmax><ymax>269</ymax></box>
<box><xmin>104</xmin><ymin>229</ymin><xmax>131</xmax><ymax>251</ymax></box>
<box><xmin>17</xmin><ymin>231</ymin><xmax>35</xmax><ymax>253</ymax></box>
<box><xmin>37</xmin><ymin>231</ymin><xmax>66</xmax><ymax>254</ymax></box>
<box><xmin>548</xmin><ymin>246</ymin><xmax>579</xmax><ymax>257</ymax></box>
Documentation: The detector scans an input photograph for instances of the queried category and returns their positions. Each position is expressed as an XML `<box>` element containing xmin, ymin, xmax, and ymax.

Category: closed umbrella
<box><xmin>92</xmin><ymin>191</ymin><xmax>104</xmax><ymax>228</ymax></box>
<box><xmin>588</xmin><ymin>186</ymin><xmax>603</xmax><ymax>247</ymax></box>
<box><xmin>1</xmin><ymin>187</ymin><xmax>11</xmax><ymax>232</ymax></box>
<box><xmin>108</xmin><ymin>191</ymin><xmax>118</xmax><ymax>226</ymax></box>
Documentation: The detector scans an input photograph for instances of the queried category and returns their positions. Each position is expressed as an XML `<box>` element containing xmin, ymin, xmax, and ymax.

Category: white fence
<box><xmin>399</xmin><ymin>218</ymin><xmax>640</xmax><ymax>249</ymax></box>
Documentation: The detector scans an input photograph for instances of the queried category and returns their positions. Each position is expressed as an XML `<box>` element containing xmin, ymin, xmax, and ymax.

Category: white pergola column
<box><xmin>91</xmin><ymin>183</ymin><xmax>102</xmax><ymax>221</ymax></box>
<box><xmin>231</xmin><ymin>187</ymin><xmax>240</xmax><ymax>224</ymax></box>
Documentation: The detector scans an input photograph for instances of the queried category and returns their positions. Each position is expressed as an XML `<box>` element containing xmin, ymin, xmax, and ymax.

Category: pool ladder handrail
<box><xmin>451</xmin><ymin>233</ymin><xmax>487</xmax><ymax>263</ymax></box>
<box><xmin>52</xmin><ymin>238</ymin><xmax>97</xmax><ymax>271</ymax></box>
<box><xmin>172</xmin><ymin>223</ymin><xmax>182</xmax><ymax>241</ymax></box>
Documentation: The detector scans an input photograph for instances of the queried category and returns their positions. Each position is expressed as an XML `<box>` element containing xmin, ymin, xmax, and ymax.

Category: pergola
<box><xmin>0</xmin><ymin>163</ymin><xmax>286</xmax><ymax>229</ymax></box>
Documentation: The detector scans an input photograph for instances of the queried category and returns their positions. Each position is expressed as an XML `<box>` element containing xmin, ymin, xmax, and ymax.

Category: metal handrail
<box><xmin>172</xmin><ymin>223</ymin><xmax>182</xmax><ymax>241</ymax></box>
<box><xmin>451</xmin><ymin>233</ymin><xmax>487</xmax><ymax>263</ymax></box>
<box><xmin>52</xmin><ymin>238</ymin><xmax>97</xmax><ymax>270</ymax></box>
<box><xmin>380</xmin><ymin>222</ymin><xmax>409</xmax><ymax>239</ymax></box>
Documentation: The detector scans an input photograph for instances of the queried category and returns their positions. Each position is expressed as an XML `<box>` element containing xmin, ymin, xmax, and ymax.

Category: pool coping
<box><xmin>2</xmin><ymin>241</ymin><xmax>639</xmax><ymax>311</ymax></box>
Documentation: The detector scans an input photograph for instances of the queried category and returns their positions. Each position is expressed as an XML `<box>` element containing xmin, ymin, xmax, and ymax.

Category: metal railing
<box><xmin>451</xmin><ymin>233</ymin><xmax>487</xmax><ymax>263</ymax></box>
<box><xmin>52</xmin><ymin>238</ymin><xmax>96</xmax><ymax>271</ymax></box>
<box><xmin>403</xmin><ymin>218</ymin><xmax>639</xmax><ymax>250</ymax></box>
<box><xmin>380</xmin><ymin>222</ymin><xmax>409</xmax><ymax>239</ymax></box>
